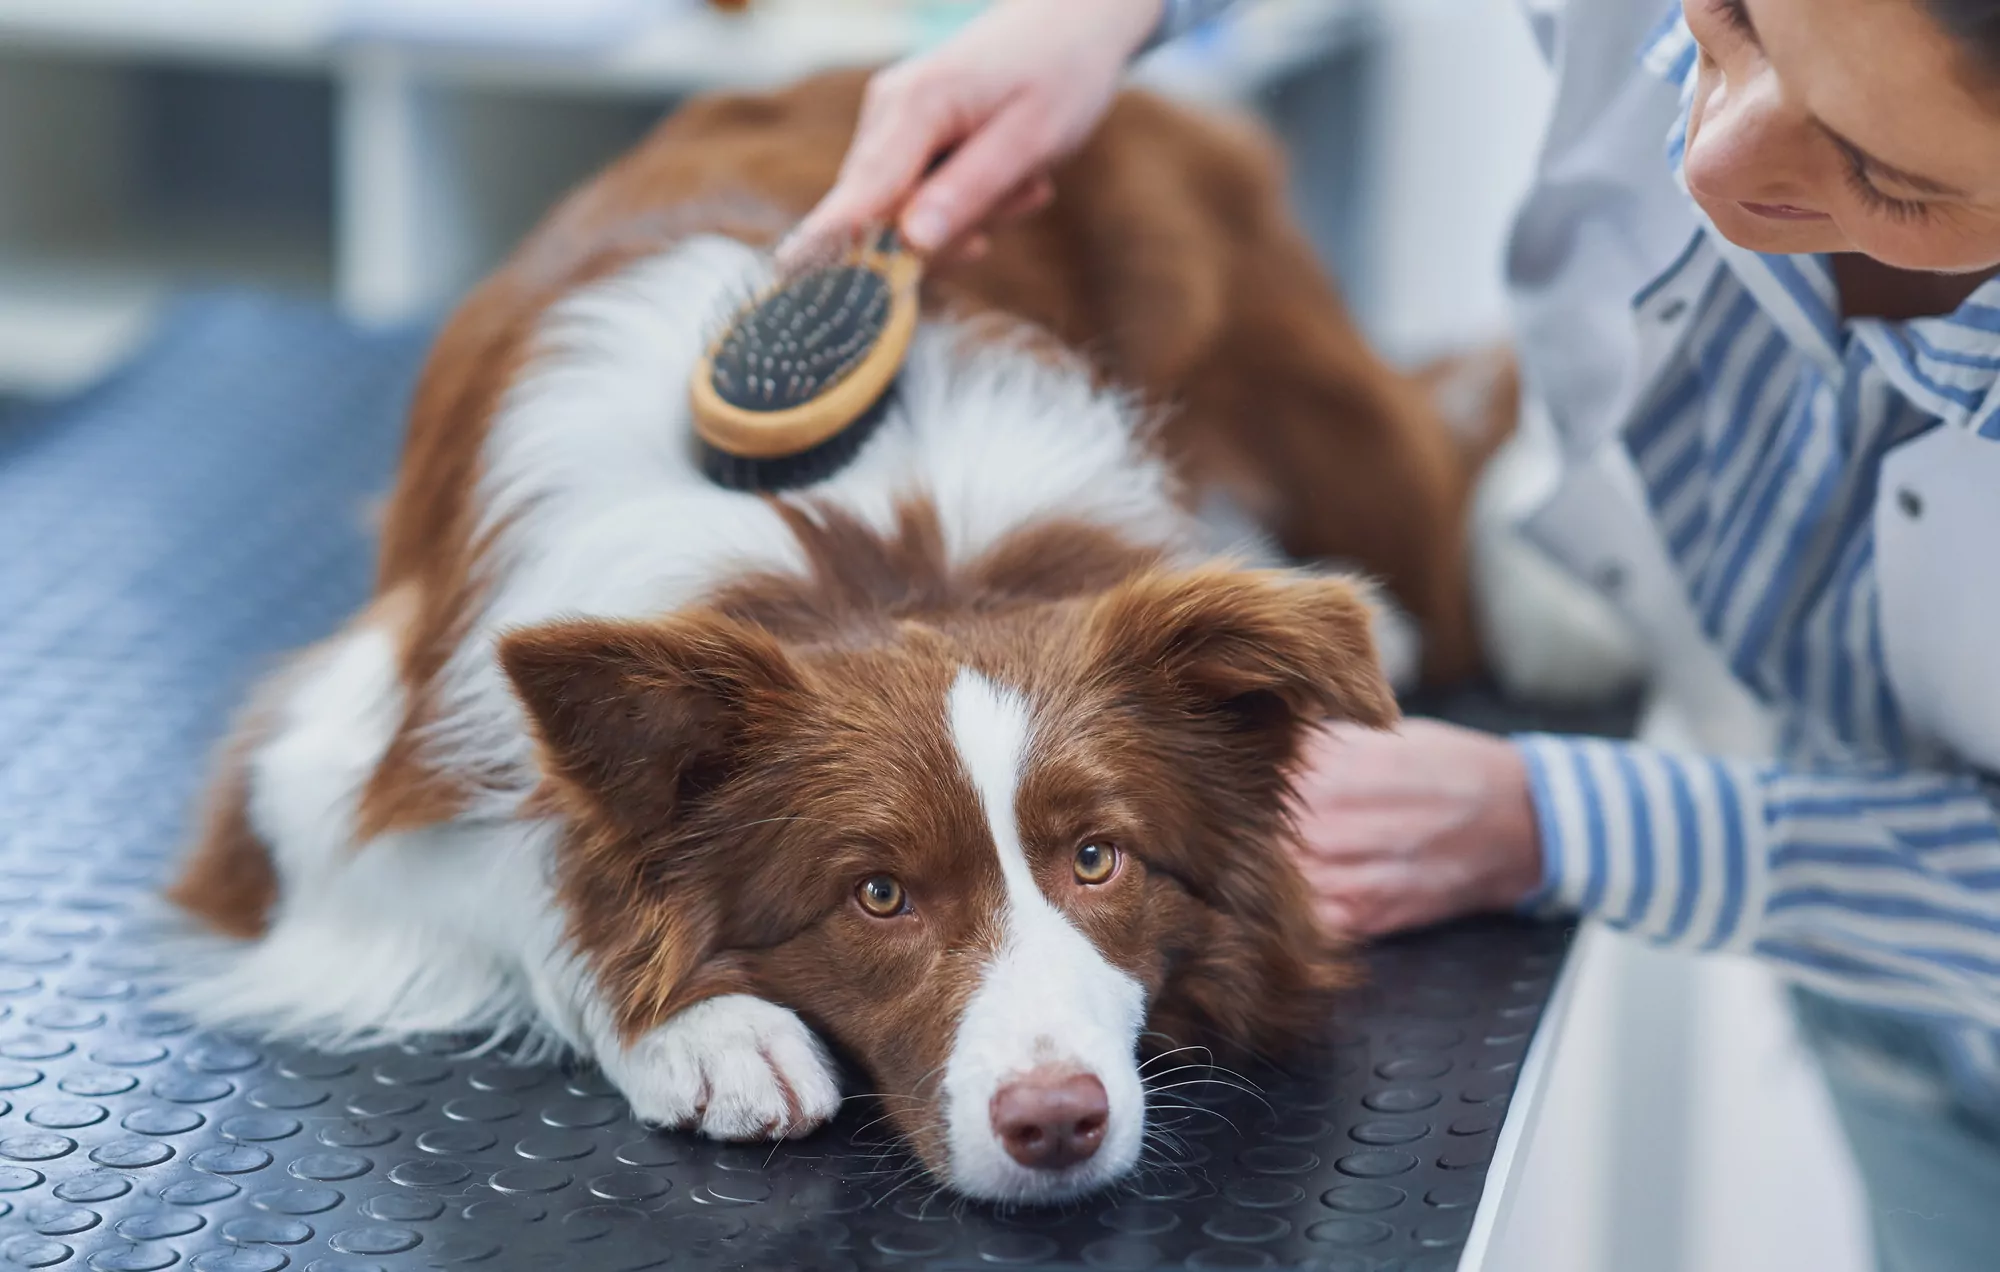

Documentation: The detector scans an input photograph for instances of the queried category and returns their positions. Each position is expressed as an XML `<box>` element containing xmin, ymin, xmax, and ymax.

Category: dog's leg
<box><xmin>523</xmin><ymin>932</ymin><xmax>844</xmax><ymax>1141</ymax></box>
<box><xmin>166</xmin><ymin>606</ymin><xmax>539</xmax><ymax>1047</ymax></box>
<box><xmin>169</xmin><ymin>693</ymin><xmax>285</xmax><ymax>940</ymax></box>
<box><xmin>597</xmin><ymin>996</ymin><xmax>844</xmax><ymax>1140</ymax></box>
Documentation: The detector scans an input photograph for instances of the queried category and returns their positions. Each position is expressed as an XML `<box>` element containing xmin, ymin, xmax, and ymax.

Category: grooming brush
<box><xmin>691</xmin><ymin>227</ymin><xmax>923</xmax><ymax>492</ymax></box>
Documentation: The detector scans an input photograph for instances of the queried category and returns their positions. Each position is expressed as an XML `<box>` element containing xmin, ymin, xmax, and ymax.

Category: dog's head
<box><xmin>499</xmin><ymin>564</ymin><xmax>1395</xmax><ymax>1203</ymax></box>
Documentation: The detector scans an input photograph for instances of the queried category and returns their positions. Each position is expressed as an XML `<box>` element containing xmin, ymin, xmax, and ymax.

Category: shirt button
<box><xmin>1897</xmin><ymin>487</ymin><xmax>1923</xmax><ymax>519</ymax></box>
<box><xmin>1593</xmin><ymin>561</ymin><xmax>1627</xmax><ymax>595</ymax></box>
<box><xmin>1658</xmin><ymin>298</ymin><xmax>1689</xmax><ymax>323</ymax></box>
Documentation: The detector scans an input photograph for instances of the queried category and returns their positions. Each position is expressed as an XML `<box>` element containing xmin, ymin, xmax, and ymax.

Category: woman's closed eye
<box><xmin>1831</xmin><ymin>136</ymin><xmax>1934</xmax><ymax>224</ymax></box>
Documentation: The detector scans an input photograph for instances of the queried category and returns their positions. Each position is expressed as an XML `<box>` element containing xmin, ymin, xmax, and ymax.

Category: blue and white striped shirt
<box><xmin>1515</xmin><ymin>13</ymin><xmax>2000</xmax><ymax>1095</ymax></box>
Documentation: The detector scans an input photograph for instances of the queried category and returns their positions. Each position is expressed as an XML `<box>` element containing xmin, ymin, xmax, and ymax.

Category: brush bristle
<box><xmin>709</xmin><ymin>263</ymin><xmax>893</xmax><ymax>412</ymax></box>
<box><xmin>695</xmin><ymin>230</ymin><xmax>908</xmax><ymax>493</ymax></box>
<box><xmin>697</xmin><ymin>391</ymin><xmax>893</xmax><ymax>493</ymax></box>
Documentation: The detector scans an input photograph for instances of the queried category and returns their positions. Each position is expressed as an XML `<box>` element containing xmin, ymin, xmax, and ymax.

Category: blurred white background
<box><xmin>0</xmin><ymin>2</ymin><xmax>1876</xmax><ymax>1267</ymax></box>
<box><xmin>0</xmin><ymin>0</ymin><xmax>1466</xmax><ymax>391</ymax></box>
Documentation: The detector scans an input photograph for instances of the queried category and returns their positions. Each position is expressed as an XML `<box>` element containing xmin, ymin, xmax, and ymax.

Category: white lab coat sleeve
<box><xmin>1504</xmin><ymin>0</ymin><xmax>1695</xmax><ymax>461</ymax></box>
<box><xmin>1517</xmin><ymin>733</ymin><xmax>2000</xmax><ymax>1030</ymax></box>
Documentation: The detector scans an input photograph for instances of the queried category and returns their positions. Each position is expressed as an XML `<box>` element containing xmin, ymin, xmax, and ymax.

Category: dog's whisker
<box><xmin>1137</xmin><ymin>1043</ymin><xmax>1214</xmax><ymax>1072</ymax></box>
<box><xmin>1133</xmin><ymin>1146</ymin><xmax>1191</xmax><ymax>1176</ymax></box>
<box><xmin>849</xmin><ymin>1159</ymin><xmax>922</xmax><ymax>1184</ymax></box>
<box><xmin>1146</xmin><ymin>1075</ymin><xmax>1265</xmax><ymax>1095</ymax></box>
<box><xmin>847</xmin><ymin>1110</ymin><xmax>914</xmax><ymax>1140</ymax></box>
<box><xmin>844</xmin><ymin>1116</ymin><xmax>916</xmax><ymax>1141</ymax></box>
<box><xmin>843</xmin><ymin>1145</ymin><xmax>921</xmax><ymax>1178</ymax></box>
<box><xmin>869</xmin><ymin>1164</ymin><xmax>934</xmax><ymax>1209</ymax></box>
<box><xmin>1134</xmin><ymin>1062</ymin><xmax>1235</xmax><ymax>1084</ymax></box>
<box><xmin>911</xmin><ymin>1060</ymin><xmax>950</xmax><ymax>1098</ymax></box>
<box><xmin>843</xmin><ymin>1155</ymin><xmax>918</xmax><ymax>1180</ymax></box>
<box><xmin>1144</xmin><ymin>1100</ymin><xmax>1243</xmax><ymax>1129</ymax></box>
<box><xmin>1140</xmin><ymin>1104</ymin><xmax>1199</xmax><ymax>1137</ymax></box>
<box><xmin>1144</xmin><ymin>1064</ymin><xmax>1271</xmax><ymax>1099</ymax></box>
<box><xmin>836</xmin><ymin>1144</ymin><xmax>916</xmax><ymax>1176</ymax></box>
<box><xmin>1144</xmin><ymin>1076</ymin><xmax>1273</xmax><ymax>1112</ymax></box>
<box><xmin>914</xmin><ymin>1181</ymin><xmax>951</xmax><ymax>1221</ymax></box>
<box><xmin>1149</xmin><ymin>1106</ymin><xmax>1247</xmax><ymax>1137</ymax></box>
<box><xmin>1144</xmin><ymin>1087</ymin><xmax>1247</xmax><ymax>1128</ymax></box>
<box><xmin>1162</xmin><ymin>1059</ymin><xmax>1266</xmax><ymax>1094</ymax></box>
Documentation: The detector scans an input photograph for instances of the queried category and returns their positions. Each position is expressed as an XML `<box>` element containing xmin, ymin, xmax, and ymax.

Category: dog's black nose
<box><xmin>990</xmin><ymin>1070</ymin><xmax>1109</xmax><ymax>1170</ymax></box>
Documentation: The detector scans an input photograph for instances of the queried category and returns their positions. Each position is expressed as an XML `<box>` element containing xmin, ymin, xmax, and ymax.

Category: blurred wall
<box><xmin>1356</xmin><ymin>0</ymin><xmax>1552</xmax><ymax>360</ymax></box>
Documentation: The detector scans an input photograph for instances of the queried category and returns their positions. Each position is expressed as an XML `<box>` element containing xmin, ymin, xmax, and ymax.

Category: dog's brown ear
<box><xmin>498</xmin><ymin>611</ymin><xmax>803</xmax><ymax>836</ymax></box>
<box><xmin>1085</xmin><ymin>567</ymin><xmax>1383</xmax><ymax>1059</ymax></box>
<box><xmin>500</xmin><ymin>613</ymin><xmax>804</xmax><ymax>1041</ymax></box>
<box><xmin>1083</xmin><ymin>565</ymin><xmax>1398</xmax><ymax>734</ymax></box>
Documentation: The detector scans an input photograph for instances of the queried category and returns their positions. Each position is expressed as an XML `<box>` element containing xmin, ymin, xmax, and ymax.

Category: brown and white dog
<box><xmin>165</xmin><ymin>72</ymin><xmax>1517</xmax><ymax>1204</ymax></box>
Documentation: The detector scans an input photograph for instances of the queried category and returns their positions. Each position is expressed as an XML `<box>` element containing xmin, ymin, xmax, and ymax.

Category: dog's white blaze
<box><xmin>939</xmin><ymin>669</ymin><xmax>1147</xmax><ymax>1203</ymax></box>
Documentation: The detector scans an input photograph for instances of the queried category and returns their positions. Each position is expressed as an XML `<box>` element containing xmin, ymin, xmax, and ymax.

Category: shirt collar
<box><xmin>1853</xmin><ymin>287</ymin><xmax>2000</xmax><ymax>436</ymax></box>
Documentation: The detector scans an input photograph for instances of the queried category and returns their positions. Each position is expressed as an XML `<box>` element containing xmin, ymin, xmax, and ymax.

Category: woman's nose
<box><xmin>1685</xmin><ymin>64</ymin><xmax>1821</xmax><ymax>205</ymax></box>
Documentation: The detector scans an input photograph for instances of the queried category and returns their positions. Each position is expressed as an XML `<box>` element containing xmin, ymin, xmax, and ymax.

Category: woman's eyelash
<box><xmin>1716</xmin><ymin>0</ymin><xmax>1755</xmax><ymax>37</ymax></box>
<box><xmin>1834</xmin><ymin>144</ymin><xmax>1931</xmax><ymax>223</ymax></box>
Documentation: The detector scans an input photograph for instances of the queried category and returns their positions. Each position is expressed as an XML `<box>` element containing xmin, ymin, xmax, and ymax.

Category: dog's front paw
<box><xmin>608</xmin><ymin>994</ymin><xmax>841</xmax><ymax>1140</ymax></box>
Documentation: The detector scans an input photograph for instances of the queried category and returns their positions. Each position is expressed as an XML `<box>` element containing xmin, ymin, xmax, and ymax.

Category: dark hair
<box><xmin>1927</xmin><ymin>0</ymin><xmax>2000</xmax><ymax>76</ymax></box>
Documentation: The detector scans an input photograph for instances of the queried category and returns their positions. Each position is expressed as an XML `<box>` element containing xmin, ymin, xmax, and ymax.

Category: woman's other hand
<box><xmin>1291</xmin><ymin>719</ymin><xmax>1545</xmax><ymax>938</ymax></box>
<box><xmin>780</xmin><ymin>0</ymin><xmax>1163</xmax><ymax>265</ymax></box>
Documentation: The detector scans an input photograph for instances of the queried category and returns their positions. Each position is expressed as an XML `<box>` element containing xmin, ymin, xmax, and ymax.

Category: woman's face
<box><xmin>1683</xmin><ymin>0</ymin><xmax>2000</xmax><ymax>271</ymax></box>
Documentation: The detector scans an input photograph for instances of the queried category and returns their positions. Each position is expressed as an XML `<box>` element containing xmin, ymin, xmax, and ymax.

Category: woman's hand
<box><xmin>1289</xmin><ymin>719</ymin><xmax>1545</xmax><ymax>938</ymax></box>
<box><xmin>779</xmin><ymin>0</ymin><xmax>1163</xmax><ymax>265</ymax></box>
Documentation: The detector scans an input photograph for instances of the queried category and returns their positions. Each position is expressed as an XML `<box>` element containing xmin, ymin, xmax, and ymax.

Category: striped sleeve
<box><xmin>1140</xmin><ymin>0</ymin><xmax>1240</xmax><ymax>51</ymax></box>
<box><xmin>1517</xmin><ymin>733</ymin><xmax>2000</xmax><ymax>1030</ymax></box>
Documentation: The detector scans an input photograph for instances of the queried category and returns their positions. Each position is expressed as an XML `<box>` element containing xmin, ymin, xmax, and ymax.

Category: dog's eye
<box><xmin>1073</xmin><ymin>841</ymin><xmax>1119</xmax><ymax>885</ymax></box>
<box><xmin>856</xmin><ymin>875</ymin><xmax>907</xmax><ymax>917</ymax></box>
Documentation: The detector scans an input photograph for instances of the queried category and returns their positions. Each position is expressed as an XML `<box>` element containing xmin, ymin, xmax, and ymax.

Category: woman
<box><xmin>789</xmin><ymin>1</ymin><xmax>2000</xmax><ymax>1267</ymax></box>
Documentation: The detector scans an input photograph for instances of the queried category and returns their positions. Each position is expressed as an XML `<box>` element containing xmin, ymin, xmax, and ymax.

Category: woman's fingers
<box><xmin>928</xmin><ymin>174</ymin><xmax>1054</xmax><ymax>264</ymax></box>
<box><xmin>780</xmin><ymin>76</ymin><xmax>959</xmax><ymax>265</ymax></box>
<box><xmin>991</xmin><ymin>171</ymin><xmax>1056</xmax><ymax>222</ymax></box>
<box><xmin>783</xmin><ymin>0</ymin><xmax>1155</xmax><ymax>265</ymax></box>
<box><xmin>949</xmin><ymin>233</ymin><xmax>993</xmax><ymax>263</ymax></box>
<box><xmin>1313</xmin><ymin>897</ymin><xmax>1362</xmax><ymax>938</ymax></box>
<box><xmin>899</xmin><ymin>97</ymin><xmax>1055</xmax><ymax>252</ymax></box>
<box><xmin>1302</xmin><ymin>863</ymin><xmax>1448</xmax><ymax>939</ymax></box>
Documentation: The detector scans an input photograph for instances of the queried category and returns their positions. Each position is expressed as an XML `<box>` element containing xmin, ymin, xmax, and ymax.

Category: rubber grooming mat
<box><xmin>0</xmin><ymin>295</ymin><xmax>1597</xmax><ymax>1272</ymax></box>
